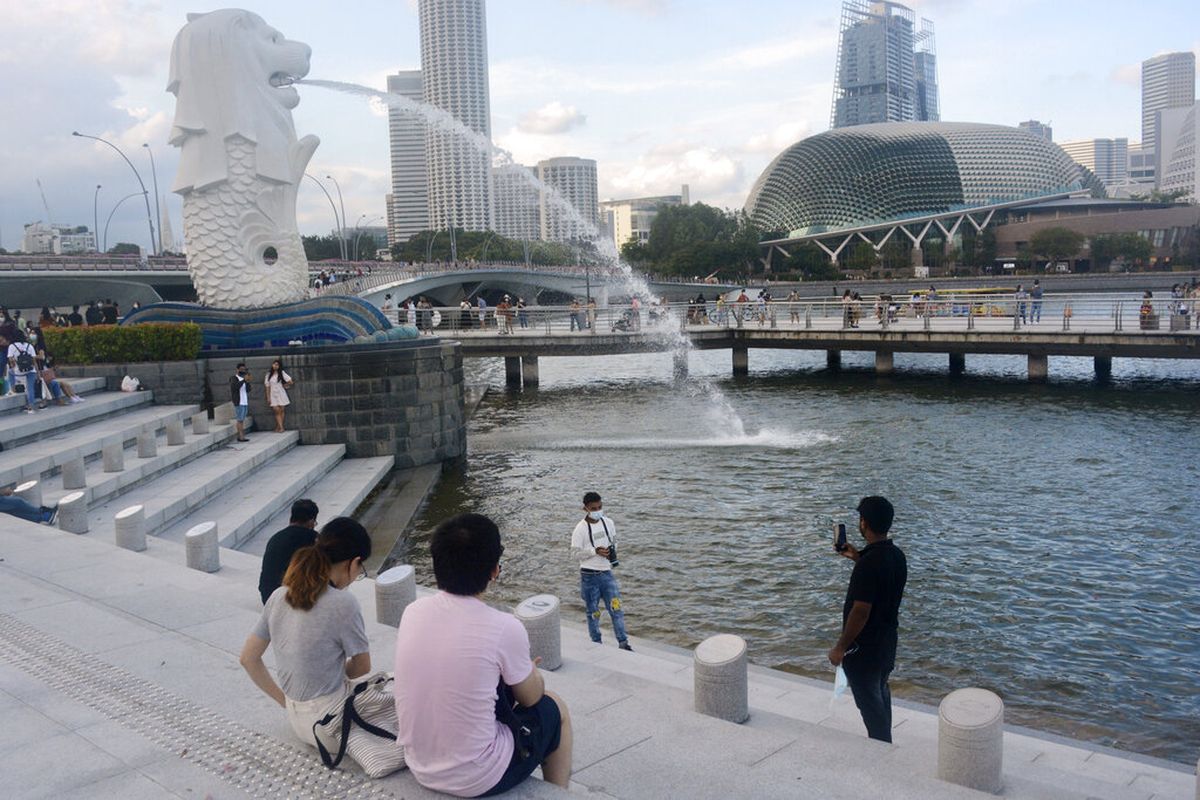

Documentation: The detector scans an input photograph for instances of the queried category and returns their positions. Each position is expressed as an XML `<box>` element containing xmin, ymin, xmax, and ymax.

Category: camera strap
<box><xmin>585</xmin><ymin>518</ymin><xmax>612</xmax><ymax>549</ymax></box>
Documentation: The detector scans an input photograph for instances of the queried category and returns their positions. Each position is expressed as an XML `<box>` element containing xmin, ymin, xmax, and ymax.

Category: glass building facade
<box><xmin>745</xmin><ymin>122</ymin><xmax>1101</xmax><ymax>238</ymax></box>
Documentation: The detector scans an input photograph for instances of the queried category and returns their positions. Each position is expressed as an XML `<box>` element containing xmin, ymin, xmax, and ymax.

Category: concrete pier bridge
<box><xmin>413</xmin><ymin>294</ymin><xmax>1199</xmax><ymax>386</ymax></box>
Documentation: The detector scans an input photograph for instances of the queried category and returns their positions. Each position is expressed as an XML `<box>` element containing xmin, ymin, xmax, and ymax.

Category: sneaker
<box><xmin>619</xmin><ymin>642</ymin><xmax>633</xmax><ymax>652</ymax></box>
<box><xmin>69</xmin><ymin>396</ymin><xmax>84</xmax><ymax>404</ymax></box>
<box><xmin>41</xmin><ymin>506</ymin><xmax>57</xmax><ymax>525</ymax></box>
<box><xmin>23</xmin><ymin>406</ymin><xmax>35</xmax><ymax>414</ymax></box>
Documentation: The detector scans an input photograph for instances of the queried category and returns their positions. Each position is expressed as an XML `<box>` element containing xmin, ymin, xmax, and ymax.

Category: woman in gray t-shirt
<box><xmin>240</xmin><ymin>517</ymin><xmax>372</xmax><ymax>746</ymax></box>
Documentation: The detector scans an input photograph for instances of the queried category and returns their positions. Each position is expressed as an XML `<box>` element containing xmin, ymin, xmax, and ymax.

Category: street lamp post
<box><xmin>72</xmin><ymin>131</ymin><xmax>156</xmax><ymax>255</ymax></box>
<box><xmin>103</xmin><ymin>192</ymin><xmax>144</xmax><ymax>252</ymax></box>
<box><xmin>93</xmin><ymin>185</ymin><xmax>102</xmax><ymax>253</ymax></box>
<box><xmin>353</xmin><ymin>214</ymin><xmax>382</xmax><ymax>260</ymax></box>
<box><xmin>325</xmin><ymin>174</ymin><xmax>348</xmax><ymax>260</ymax></box>
<box><xmin>143</xmin><ymin>144</ymin><xmax>162</xmax><ymax>255</ymax></box>
<box><xmin>304</xmin><ymin>174</ymin><xmax>343</xmax><ymax>259</ymax></box>
<box><xmin>425</xmin><ymin>230</ymin><xmax>440</xmax><ymax>264</ymax></box>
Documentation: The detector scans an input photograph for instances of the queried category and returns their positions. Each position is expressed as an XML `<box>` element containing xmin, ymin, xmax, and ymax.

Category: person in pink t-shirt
<box><xmin>394</xmin><ymin>514</ymin><xmax>573</xmax><ymax>797</ymax></box>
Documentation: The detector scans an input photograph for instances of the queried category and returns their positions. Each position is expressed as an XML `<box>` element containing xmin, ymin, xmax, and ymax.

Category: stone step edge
<box><xmin>0</xmin><ymin>390</ymin><xmax>156</xmax><ymax>450</ymax></box>
<box><xmin>91</xmin><ymin>432</ymin><xmax>302</xmax><ymax>538</ymax></box>
<box><xmin>0</xmin><ymin>376</ymin><xmax>108</xmax><ymax>414</ymax></box>
<box><xmin>0</xmin><ymin>404</ymin><xmax>198</xmax><ymax>488</ymax></box>
<box><xmin>248</xmin><ymin>455</ymin><xmax>396</xmax><ymax>550</ymax></box>
<box><xmin>218</xmin><ymin>445</ymin><xmax>348</xmax><ymax>550</ymax></box>
<box><xmin>44</xmin><ymin>420</ymin><xmax>239</xmax><ymax>509</ymax></box>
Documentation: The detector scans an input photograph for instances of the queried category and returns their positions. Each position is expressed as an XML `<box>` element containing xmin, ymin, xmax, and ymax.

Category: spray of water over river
<box><xmin>373</xmin><ymin>349</ymin><xmax>1200</xmax><ymax>763</ymax></box>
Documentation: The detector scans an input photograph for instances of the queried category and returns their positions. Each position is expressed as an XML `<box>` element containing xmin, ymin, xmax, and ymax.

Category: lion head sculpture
<box><xmin>167</xmin><ymin>9</ymin><xmax>314</xmax><ymax>193</ymax></box>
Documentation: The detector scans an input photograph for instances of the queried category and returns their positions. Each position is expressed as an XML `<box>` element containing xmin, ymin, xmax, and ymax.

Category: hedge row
<box><xmin>43</xmin><ymin>323</ymin><xmax>203</xmax><ymax>364</ymax></box>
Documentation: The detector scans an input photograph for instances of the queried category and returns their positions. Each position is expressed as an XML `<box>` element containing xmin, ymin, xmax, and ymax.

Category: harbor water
<box><xmin>388</xmin><ymin>348</ymin><xmax>1200</xmax><ymax>762</ymax></box>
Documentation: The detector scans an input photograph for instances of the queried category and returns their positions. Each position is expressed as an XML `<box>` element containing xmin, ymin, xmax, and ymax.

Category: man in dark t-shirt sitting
<box><xmin>257</xmin><ymin>499</ymin><xmax>319</xmax><ymax>603</ymax></box>
<box><xmin>827</xmin><ymin>496</ymin><xmax>907</xmax><ymax>742</ymax></box>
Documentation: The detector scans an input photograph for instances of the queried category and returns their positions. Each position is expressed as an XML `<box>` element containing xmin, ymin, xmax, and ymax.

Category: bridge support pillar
<box><xmin>1028</xmin><ymin>354</ymin><xmax>1048</xmax><ymax>382</ymax></box>
<box><xmin>874</xmin><ymin>351</ymin><xmax>894</xmax><ymax>375</ymax></box>
<box><xmin>732</xmin><ymin>346</ymin><xmax>749</xmax><ymax>377</ymax></box>
<box><xmin>1093</xmin><ymin>356</ymin><xmax>1112</xmax><ymax>381</ymax></box>
<box><xmin>673</xmin><ymin>349</ymin><xmax>689</xmax><ymax>379</ymax></box>
<box><xmin>826</xmin><ymin>350</ymin><xmax>841</xmax><ymax>371</ymax></box>
<box><xmin>504</xmin><ymin>357</ymin><xmax>522</xmax><ymax>388</ymax></box>
<box><xmin>949</xmin><ymin>353</ymin><xmax>966</xmax><ymax>376</ymax></box>
<box><xmin>521</xmin><ymin>356</ymin><xmax>539</xmax><ymax>388</ymax></box>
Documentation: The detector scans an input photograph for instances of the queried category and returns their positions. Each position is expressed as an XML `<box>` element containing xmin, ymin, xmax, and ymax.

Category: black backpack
<box><xmin>14</xmin><ymin>344</ymin><xmax>35</xmax><ymax>373</ymax></box>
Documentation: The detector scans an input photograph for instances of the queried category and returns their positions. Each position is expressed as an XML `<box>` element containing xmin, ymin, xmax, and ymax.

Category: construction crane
<box><xmin>36</xmin><ymin>178</ymin><xmax>54</xmax><ymax>225</ymax></box>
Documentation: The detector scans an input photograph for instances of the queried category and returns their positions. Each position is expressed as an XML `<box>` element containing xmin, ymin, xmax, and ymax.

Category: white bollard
<box><xmin>114</xmin><ymin>505</ymin><xmax>146</xmax><ymax>552</ymax></box>
<box><xmin>165</xmin><ymin>418</ymin><xmax>185</xmax><ymax>446</ymax></box>
<box><xmin>938</xmin><ymin>688</ymin><xmax>1004</xmax><ymax>794</ymax></box>
<box><xmin>213</xmin><ymin>402</ymin><xmax>234</xmax><ymax>425</ymax></box>
<box><xmin>694</xmin><ymin>634</ymin><xmax>749</xmax><ymax>723</ymax></box>
<box><xmin>61</xmin><ymin>457</ymin><xmax>86</xmax><ymax>490</ymax></box>
<box><xmin>57</xmin><ymin>491</ymin><xmax>88</xmax><ymax>534</ymax></box>
<box><xmin>375</xmin><ymin>565</ymin><xmax>417</xmax><ymax>627</ymax></box>
<box><xmin>191</xmin><ymin>411</ymin><xmax>210</xmax><ymax>435</ymax></box>
<box><xmin>102</xmin><ymin>441</ymin><xmax>125</xmax><ymax>473</ymax></box>
<box><xmin>515</xmin><ymin>594</ymin><xmax>562</xmax><ymax>671</ymax></box>
<box><xmin>185</xmin><ymin>521</ymin><xmax>220</xmax><ymax>572</ymax></box>
<box><xmin>15</xmin><ymin>480</ymin><xmax>42</xmax><ymax>509</ymax></box>
<box><xmin>137</xmin><ymin>431</ymin><xmax>157</xmax><ymax>459</ymax></box>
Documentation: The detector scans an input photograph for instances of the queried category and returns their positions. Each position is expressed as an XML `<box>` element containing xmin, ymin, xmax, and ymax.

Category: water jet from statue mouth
<box><xmin>269</xmin><ymin>72</ymin><xmax>298</xmax><ymax>88</ymax></box>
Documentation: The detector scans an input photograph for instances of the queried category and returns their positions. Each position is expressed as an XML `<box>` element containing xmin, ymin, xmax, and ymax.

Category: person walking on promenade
<box><xmin>570</xmin><ymin>491</ymin><xmax>632</xmax><ymax>651</ymax></box>
<box><xmin>230</xmin><ymin>362</ymin><xmax>252</xmax><ymax>442</ymax></box>
<box><xmin>1030</xmin><ymin>280</ymin><xmax>1044</xmax><ymax>323</ymax></box>
<box><xmin>264</xmin><ymin>359</ymin><xmax>294</xmax><ymax>433</ymax></box>
<box><xmin>240</xmin><ymin>518</ymin><xmax>380</xmax><ymax>764</ymax></box>
<box><xmin>258</xmin><ymin>499</ymin><xmax>319</xmax><ymax>603</ymax></box>
<box><xmin>394</xmin><ymin>513</ymin><xmax>573</xmax><ymax>796</ymax></box>
<box><xmin>827</xmin><ymin>496</ymin><xmax>907</xmax><ymax>743</ymax></box>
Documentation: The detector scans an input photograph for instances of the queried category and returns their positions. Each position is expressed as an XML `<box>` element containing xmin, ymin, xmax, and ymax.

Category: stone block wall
<box><xmin>204</xmin><ymin>340</ymin><xmax>466</xmax><ymax>466</ymax></box>
<box><xmin>58</xmin><ymin>361</ymin><xmax>207</xmax><ymax>407</ymax></box>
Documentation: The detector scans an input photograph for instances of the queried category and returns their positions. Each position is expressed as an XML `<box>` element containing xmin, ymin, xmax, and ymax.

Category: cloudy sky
<box><xmin>1</xmin><ymin>0</ymin><xmax>1196</xmax><ymax>252</ymax></box>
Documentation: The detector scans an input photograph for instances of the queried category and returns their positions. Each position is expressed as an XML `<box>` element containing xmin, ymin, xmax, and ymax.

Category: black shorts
<box><xmin>476</xmin><ymin>695</ymin><xmax>563</xmax><ymax>797</ymax></box>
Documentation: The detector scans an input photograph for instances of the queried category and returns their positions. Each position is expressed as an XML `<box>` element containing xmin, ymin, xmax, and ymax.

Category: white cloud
<box><xmin>743</xmin><ymin>120</ymin><xmax>812</xmax><ymax>155</ymax></box>
<box><xmin>709</xmin><ymin>32</ymin><xmax>838</xmax><ymax>72</ymax></box>
<box><xmin>2</xmin><ymin>1</ymin><xmax>169</xmax><ymax>77</ymax></box>
<box><xmin>570</xmin><ymin>0</ymin><xmax>671</xmax><ymax>13</ymax></box>
<box><xmin>1109</xmin><ymin>62</ymin><xmax>1141</xmax><ymax>87</ymax></box>
<box><xmin>517</xmin><ymin>102</ymin><xmax>587</xmax><ymax>134</ymax></box>
<box><xmin>604</xmin><ymin>142</ymin><xmax>743</xmax><ymax>204</ymax></box>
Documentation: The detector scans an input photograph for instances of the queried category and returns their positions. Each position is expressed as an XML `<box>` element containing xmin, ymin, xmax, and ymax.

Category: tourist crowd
<box><xmin>241</xmin><ymin>490</ymin><xmax>904</xmax><ymax>795</ymax></box>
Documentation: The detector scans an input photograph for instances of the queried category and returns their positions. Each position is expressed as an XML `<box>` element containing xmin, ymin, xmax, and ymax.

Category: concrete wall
<box><xmin>205</xmin><ymin>340</ymin><xmax>466</xmax><ymax>467</ymax></box>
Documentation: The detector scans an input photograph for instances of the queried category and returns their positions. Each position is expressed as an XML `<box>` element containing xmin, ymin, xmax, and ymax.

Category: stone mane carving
<box><xmin>167</xmin><ymin>9</ymin><xmax>318</xmax><ymax>308</ymax></box>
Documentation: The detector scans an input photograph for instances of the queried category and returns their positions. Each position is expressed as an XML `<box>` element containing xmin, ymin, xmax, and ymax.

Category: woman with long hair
<box><xmin>240</xmin><ymin>517</ymin><xmax>372</xmax><ymax>749</ymax></box>
<box><xmin>264</xmin><ymin>358</ymin><xmax>294</xmax><ymax>433</ymax></box>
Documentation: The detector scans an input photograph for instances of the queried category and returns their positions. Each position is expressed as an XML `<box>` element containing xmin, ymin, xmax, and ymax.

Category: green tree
<box><xmin>1090</xmin><ymin>232</ymin><xmax>1153</xmax><ymax>270</ymax></box>
<box><xmin>1129</xmin><ymin>188</ymin><xmax>1191</xmax><ymax>203</ymax></box>
<box><xmin>1029</xmin><ymin>227</ymin><xmax>1085</xmax><ymax>267</ymax></box>
<box><xmin>302</xmin><ymin>234</ymin><xmax>344</xmax><ymax>261</ymax></box>
<box><xmin>107</xmin><ymin>242</ymin><xmax>140</xmax><ymax>255</ymax></box>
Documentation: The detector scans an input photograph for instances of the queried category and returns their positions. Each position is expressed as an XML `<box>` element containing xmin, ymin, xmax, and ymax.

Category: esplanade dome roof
<box><xmin>744</xmin><ymin>122</ymin><xmax>1101</xmax><ymax>238</ymax></box>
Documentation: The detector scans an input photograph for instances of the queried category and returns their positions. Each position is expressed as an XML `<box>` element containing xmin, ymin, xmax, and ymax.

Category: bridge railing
<box><xmin>387</xmin><ymin>294</ymin><xmax>1198</xmax><ymax>336</ymax></box>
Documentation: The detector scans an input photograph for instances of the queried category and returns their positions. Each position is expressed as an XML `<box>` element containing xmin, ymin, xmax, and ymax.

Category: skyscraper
<box><xmin>536</xmin><ymin>157</ymin><xmax>599</xmax><ymax>243</ymax></box>
<box><xmin>386</xmin><ymin>70</ymin><xmax>429</xmax><ymax>246</ymax></box>
<box><xmin>1058</xmin><ymin>138</ymin><xmax>1129</xmax><ymax>187</ymax></box>
<box><xmin>831</xmin><ymin>1</ymin><xmax>938</xmax><ymax>129</ymax></box>
<box><xmin>419</xmin><ymin>0</ymin><xmax>493</xmax><ymax>232</ymax></box>
<box><xmin>492</xmin><ymin>164</ymin><xmax>541</xmax><ymax>242</ymax></box>
<box><xmin>1142</xmin><ymin>52</ymin><xmax>1196</xmax><ymax>151</ymax></box>
<box><xmin>1018</xmin><ymin>120</ymin><xmax>1053</xmax><ymax>142</ymax></box>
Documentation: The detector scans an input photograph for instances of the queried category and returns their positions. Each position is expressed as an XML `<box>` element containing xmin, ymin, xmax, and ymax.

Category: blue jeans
<box><xmin>581</xmin><ymin>570</ymin><xmax>627</xmax><ymax>644</ymax></box>
<box><xmin>0</xmin><ymin>494</ymin><xmax>43</xmax><ymax>522</ymax></box>
<box><xmin>14</xmin><ymin>371</ymin><xmax>37</xmax><ymax>408</ymax></box>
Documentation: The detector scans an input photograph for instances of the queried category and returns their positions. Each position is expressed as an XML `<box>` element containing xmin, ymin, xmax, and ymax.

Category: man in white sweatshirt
<box><xmin>570</xmin><ymin>491</ymin><xmax>632</xmax><ymax>651</ymax></box>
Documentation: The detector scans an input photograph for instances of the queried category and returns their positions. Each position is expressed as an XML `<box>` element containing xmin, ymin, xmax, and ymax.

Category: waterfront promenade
<box><xmin>428</xmin><ymin>295</ymin><xmax>1199</xmax><ymax>383</ymax></box>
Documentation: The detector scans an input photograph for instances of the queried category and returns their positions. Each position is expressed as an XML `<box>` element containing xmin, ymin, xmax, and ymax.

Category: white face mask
<box><xmin>586</xmin><ymin>508</ymin><xmax>603</xmax><ymax>519</ymax></box>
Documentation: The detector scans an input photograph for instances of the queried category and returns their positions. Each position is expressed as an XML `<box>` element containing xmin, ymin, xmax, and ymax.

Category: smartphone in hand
<box><xmin>834</xmin><ymin>523</ymin><xmax>848</xmax><ymax>552</ymax></box>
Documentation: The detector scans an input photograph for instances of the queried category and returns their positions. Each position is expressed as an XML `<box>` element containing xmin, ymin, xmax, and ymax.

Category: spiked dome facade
<box><xmin>745</xmin><ymin>122</ymin><xmax>1100</xmax><ymax>239</ymax></box>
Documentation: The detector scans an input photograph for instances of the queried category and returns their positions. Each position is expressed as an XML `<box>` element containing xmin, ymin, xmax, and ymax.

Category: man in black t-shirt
<box><xmin>828</xmin><ymin>496</ymin><xmax>907</xmax><ymax>742</ymax></box>
<box><xmin>257</xmin><ymin>499</ymin><xmax>319</xmax><ymax>603</ymax></box>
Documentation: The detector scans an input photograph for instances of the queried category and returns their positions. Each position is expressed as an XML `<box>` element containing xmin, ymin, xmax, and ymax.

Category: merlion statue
<box><xmin>167</xmin><ymin>9</ymin><xmax>318</xmax><ymax>309</ymax></box>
